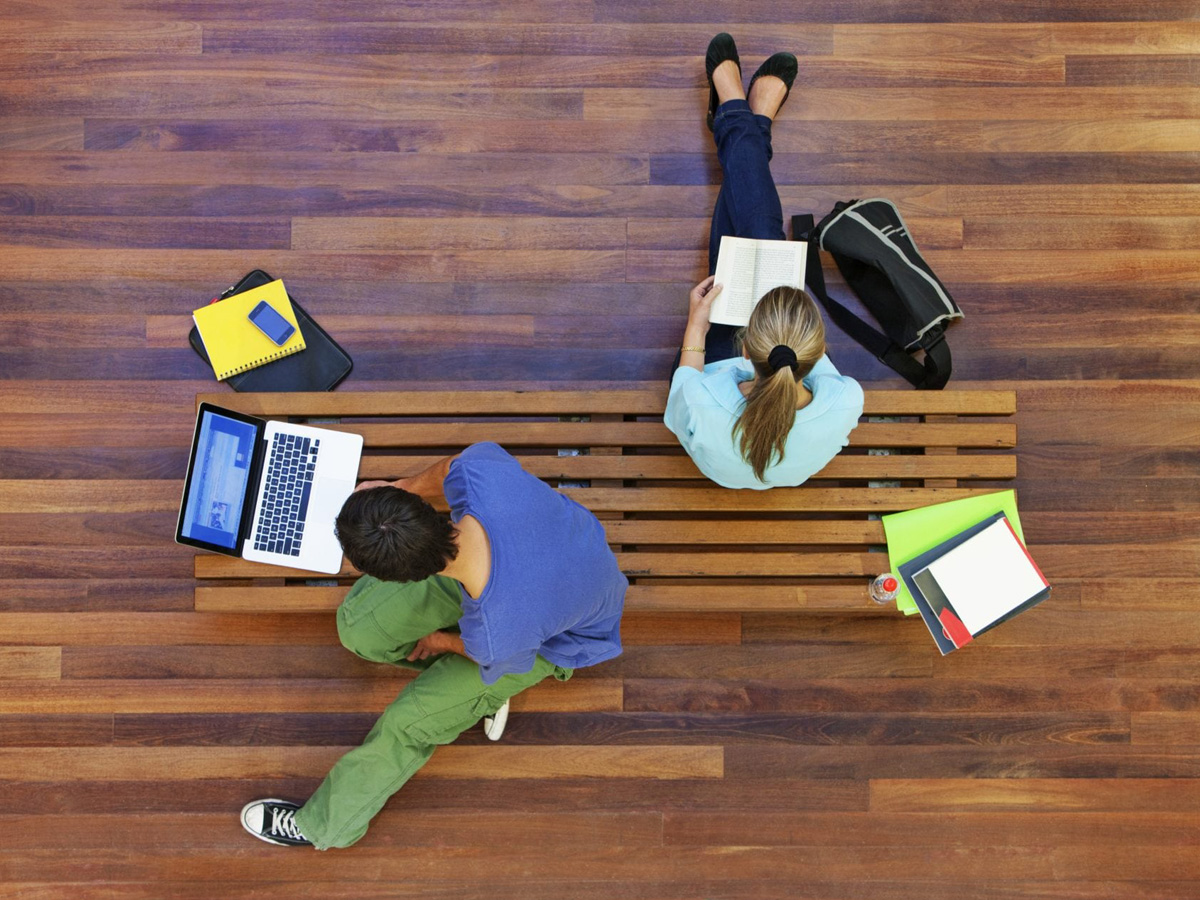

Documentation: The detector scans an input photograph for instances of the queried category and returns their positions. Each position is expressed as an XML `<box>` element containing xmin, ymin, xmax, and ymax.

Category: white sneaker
<box><xmin>482</xmin><ymin>699</ymin><xmax>510</xmax><ymax>741</ymax></box>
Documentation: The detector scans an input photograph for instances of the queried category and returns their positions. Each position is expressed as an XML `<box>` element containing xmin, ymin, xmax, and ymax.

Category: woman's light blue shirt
<box><xmin>665</xmin><ymin>354</ymin><xmax>864</xmax><ymax>490</ymax></box>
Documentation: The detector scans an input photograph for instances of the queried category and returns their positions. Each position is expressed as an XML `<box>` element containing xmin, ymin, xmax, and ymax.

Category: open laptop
<box><xmin>176</xmin><ymin>402</ymin><xmax>364</xmax><ymax>574</ymax></box>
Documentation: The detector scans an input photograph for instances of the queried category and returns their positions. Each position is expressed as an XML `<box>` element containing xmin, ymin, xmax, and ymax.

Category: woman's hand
<box><xmin>687</xmin><ymin>276</ymin><xmax>723</xmax><ymax>330</ymax></box>
<box><xmin>678</xmin><ymin>276</ymin><xmax>723</xmax><ymax>372</ymax></box>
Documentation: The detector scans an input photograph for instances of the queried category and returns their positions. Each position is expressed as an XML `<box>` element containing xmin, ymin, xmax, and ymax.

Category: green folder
<box><xmin>881</xmin><ymin>490</ymin><xmax>1026</xmax><ymax>615</ymax></box>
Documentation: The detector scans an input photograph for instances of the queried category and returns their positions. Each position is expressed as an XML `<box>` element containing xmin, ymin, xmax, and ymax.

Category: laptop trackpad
<box><xmin>311</xmin><ymin>480</ymin><xmax>355</xmax><ymax>531</ymax></box>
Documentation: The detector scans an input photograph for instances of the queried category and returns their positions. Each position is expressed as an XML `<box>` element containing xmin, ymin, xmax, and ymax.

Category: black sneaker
<box><xmin>240</xmin><ymin>799</ymin><xmax>313</xmax><ymax>847</ymax></box>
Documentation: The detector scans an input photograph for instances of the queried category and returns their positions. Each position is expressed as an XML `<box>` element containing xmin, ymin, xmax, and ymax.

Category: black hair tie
<box><xmin>767</xmin><ymin>344</ymin><xmax>798</xmax><ymax>374</ymax></box>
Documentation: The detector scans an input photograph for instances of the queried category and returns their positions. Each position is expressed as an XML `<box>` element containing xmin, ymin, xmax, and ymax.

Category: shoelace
<box><xmin>269</xmin><ymin>806</ymin><xmax>306</xmax><ymax>841</ymax></box>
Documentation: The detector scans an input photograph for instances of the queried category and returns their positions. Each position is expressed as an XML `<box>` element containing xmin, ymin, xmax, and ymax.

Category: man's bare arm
<box><xmin>394</xmin><ymin>454</ymin><xmax>457</xmax><ymax>501</ymax></box>
<box><xmin>356</xmin><ymin>454</ymin><xmax>458</xmax><ymax>503</ymax></box>
<box><xmin>406</xmin><ymin>630</ymin><xmax>469</xmax><ymax>662</ymax></box>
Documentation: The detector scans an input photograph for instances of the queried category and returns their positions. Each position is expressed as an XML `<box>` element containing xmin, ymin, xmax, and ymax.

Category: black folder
<box><xmin>189</xmin><ymin>270</ymin><xmax>353</xmax><ymax>392</ymax></box>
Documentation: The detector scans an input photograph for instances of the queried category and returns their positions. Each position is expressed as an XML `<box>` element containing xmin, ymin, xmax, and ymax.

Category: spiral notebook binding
<box><xmin>218</xmin><ymin>344</ymin><xmax>302</xmax><ymax>380</ymax></box>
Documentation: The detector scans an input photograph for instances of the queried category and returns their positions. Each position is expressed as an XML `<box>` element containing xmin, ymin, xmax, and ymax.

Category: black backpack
<box><xmin>793</xmin><ymin>199</ymin><xmax>962</xmax><ymax>390</ymax></box>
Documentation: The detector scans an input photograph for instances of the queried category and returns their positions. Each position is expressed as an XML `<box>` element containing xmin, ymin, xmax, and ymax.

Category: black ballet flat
<box><xmin>705</xmin><ymin>32</ymin><xmax>741</xmax><ymax>132</ymax></box>
<box><xmin>747</xmin><ymin>51</ymin><xmax>798</xmax><ymax>119</ymax></box>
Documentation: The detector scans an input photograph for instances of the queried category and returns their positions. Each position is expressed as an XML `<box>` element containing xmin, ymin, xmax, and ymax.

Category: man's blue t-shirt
<box><xmin>444</xmin><ymin>442</ymin><xmax>627</xmax><ymax>684</ymax></box>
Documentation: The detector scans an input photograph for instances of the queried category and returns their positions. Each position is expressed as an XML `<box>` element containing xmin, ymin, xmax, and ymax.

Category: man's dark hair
<box><xmin>335</xmin><ymin>487</ymin><xmax>458</xmax><ymax>583</ymax></box>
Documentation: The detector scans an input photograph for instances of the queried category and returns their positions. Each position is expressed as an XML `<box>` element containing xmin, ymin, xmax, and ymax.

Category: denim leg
<box><xmin>707</xmin><ymin>180</ymin><xmax>738</xmax><ymax>278</ymax></box>
<box><xmin>704</xmin><ymin>325</ymin><xmax>741</xmax><ymax>362</ymax></box>
<box><xmin>702</xmin><ymin>99</ymin><xmax>783</xmax><ymax>365</ymax></box>
<box><xmin>707</xmin><ymin>98</ymin><xmax>785</xmax><ymax>278</ymax></box>
<box><xmin>675</xmin><ymin>99</ymin><xmax>783</xmax><ymax>384</ymax></box>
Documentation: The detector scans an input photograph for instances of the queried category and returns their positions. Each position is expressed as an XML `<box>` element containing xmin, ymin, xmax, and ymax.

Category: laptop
<box><xmin>176</xmin><ymin>402</ymin><xmax>364</xmax><ymax>574</ymax></box>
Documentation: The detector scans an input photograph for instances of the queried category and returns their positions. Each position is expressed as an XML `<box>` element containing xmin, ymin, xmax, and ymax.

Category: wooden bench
<box><xmin>193</xmin><ymin>389</ymin><xmax>1017</xmax><ymax>614</ymax></box>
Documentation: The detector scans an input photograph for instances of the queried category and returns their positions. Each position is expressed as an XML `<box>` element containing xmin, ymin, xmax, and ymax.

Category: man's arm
<box><xmin>406</xmin><ymin>630</ymin><xmax>469</xmax><ymax>662</ymax></box>
<box><xmin>394</xmin><ymin>454</ymin><xmax>457</xmax><ymax>501</ymax></box>
<box><xmin>356</xmin><ymin>454</ymin><xmax>458</xmax><ymax>503</ymax></box>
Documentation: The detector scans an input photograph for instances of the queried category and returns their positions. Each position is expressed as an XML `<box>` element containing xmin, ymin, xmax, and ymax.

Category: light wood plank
<box><xmin>871</xmin><ymin>778</ymin><xmax>1200</xmax><ymax>813</ymax></box>
<box><xmin>197</xmin><ymin>388</ymin><xmax>1016</xmax><ymax>417</ymax></box>
<box><xmin>354</xmin><ymin>452</ymin><xmax>1017</xmax><ymax>482</ymax></box>
<box><xmin>0</xmin><ymin>21</ymin><xmax>202</xmax><ymax>52</ymax></box>
<box><xmin>194</xmin><ymin>583</ymin><xmax>877</xmax><ymax>613</ymax></box>
<box><xmin>0</xmin><ymin>647</ymin><xmax>62</xmax><ymax>679</ymax></box>
<box><xmin>287</xmin><ymin>421</ymin><xmax>1017</xmax><ymax>450</ymax></box>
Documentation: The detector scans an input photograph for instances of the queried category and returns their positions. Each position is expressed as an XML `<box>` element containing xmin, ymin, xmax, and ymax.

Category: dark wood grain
<box><xmin>1067</xmin><ymin>55</ymin><xmax>1200</xmax><ymax>86</ymax></box>
<box><xmin>0</xmin><ymin>715</ymin><xmax>113</xmax><ymax>747</ymax></box>
<box><xmin>594</xmin><ymin>0</ymin><xmax>1200</xmax><ymax>23</ymax></box>
<box><xmin>652</xmin><ymin>152</ymin><xmax>1200</xmax><ymax>185</ymax></box>
<box><xmin>0</xmin><ymin>217</ymin><xmax>291</xmax><ymax>250</ymax></box>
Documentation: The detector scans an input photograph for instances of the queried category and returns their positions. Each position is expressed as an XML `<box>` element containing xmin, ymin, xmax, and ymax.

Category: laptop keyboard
<box><xmin>253</xmin><ymin>433</ymin><xmax>320</xmax><ymax>557</ymax></box>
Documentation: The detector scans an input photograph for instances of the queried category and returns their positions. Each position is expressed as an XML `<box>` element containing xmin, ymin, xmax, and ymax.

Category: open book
<box><xmin>709</xmin><ymin>236</ymin><xmax>807</xmax><ymax>327</ymax></box>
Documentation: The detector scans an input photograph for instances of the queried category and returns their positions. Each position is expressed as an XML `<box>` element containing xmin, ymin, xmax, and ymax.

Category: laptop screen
<box><xmin>178</xmin><ymin>407</ymin><xmax>261</xmax><ymax>551</ymax></box>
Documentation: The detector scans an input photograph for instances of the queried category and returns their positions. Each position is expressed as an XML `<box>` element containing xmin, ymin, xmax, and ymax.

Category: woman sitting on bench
<box><xmin>665</xmin><ymin>33</ymin><xmax>864</xmax><ymax>490</ymax></box>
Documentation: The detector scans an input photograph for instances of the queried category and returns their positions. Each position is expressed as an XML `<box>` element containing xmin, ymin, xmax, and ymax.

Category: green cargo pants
<box><xmin>293</xmin><ymin>574</ymin><xmax>572</xmax><ymax>849</ymax></box>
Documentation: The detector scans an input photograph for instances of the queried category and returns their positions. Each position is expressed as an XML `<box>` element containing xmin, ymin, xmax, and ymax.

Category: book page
<box><xmin>710</xmin><ymin>236</ymin><xmax>805</xmax><ymax>327</ymax></box>
<box><xmin>920</xmin><ymin>519</ymin><xmax>1049</xmax><ymax>635</ymax></box>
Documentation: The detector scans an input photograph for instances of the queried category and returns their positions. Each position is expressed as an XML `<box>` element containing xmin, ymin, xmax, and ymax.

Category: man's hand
<box><xmin>406</xmin><ymin>630</ymin><xmax>467</xmax><ymax>662</ymax></box>
<box><xmin>354</xmin><ymin>480</ymin><xmax>394</xmax><ymax>493</ymax></box>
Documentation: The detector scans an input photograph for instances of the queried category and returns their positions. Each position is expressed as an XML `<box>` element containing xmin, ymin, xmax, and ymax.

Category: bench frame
<box><xmin>193</xmin><ymin>389</ymin><xmax>1017</xmax><ymax>614</ymax></box>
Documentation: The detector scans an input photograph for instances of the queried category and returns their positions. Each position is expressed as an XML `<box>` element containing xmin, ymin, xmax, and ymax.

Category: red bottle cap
<box><xmin>882</xmin><ymin>577</ymin><xmax>898</xmax><ymax>592</ymax></box>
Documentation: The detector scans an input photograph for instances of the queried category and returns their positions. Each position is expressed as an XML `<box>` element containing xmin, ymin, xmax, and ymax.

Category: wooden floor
<box><xmin>2</xmin><ymin>2</ymin><xmax>1199</xmax><ymax>897</ymax></box>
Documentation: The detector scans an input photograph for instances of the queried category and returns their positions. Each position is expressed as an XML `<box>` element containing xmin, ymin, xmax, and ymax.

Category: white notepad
<box><xmin>918</xmin><ymin>518</ymin><xmax>1048</xmax><ymax>635</ymax></box>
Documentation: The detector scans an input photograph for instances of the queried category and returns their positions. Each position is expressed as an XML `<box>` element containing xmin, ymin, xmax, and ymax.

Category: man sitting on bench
<box><xmin>239</xmin><ymin>441</ymin><xmax>628</xmax><ymax>849</ymax></box>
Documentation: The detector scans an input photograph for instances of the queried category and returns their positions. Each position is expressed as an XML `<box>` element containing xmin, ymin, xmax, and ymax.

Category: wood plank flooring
<box><xmin>1</xmin><ymin>2</ymin><xmax>1198</xmax><ymax>897</ymax></box>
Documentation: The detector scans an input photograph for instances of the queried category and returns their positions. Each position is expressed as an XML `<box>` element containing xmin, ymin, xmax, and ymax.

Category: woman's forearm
<box><xmin>680</xmin><ymin>277</ymin><xmax>721</xmax><ymax>372</ymax></box>
<box><xmin>680</xmin><ymin>317</ymin><xmax>710</xmax><ymax>372</ymax></box>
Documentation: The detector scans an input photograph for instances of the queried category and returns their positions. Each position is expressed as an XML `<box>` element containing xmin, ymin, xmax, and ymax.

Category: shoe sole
<box><xmin>483</xmin><ymin>701</ymin><xmax>510</xmax><ymax>741</ymax></box>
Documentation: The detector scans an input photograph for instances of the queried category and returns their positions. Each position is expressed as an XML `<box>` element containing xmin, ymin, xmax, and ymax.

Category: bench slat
<box><xmin>195</xmin><ymin>543</ymin><xmax>899</xmax><ymax>580</ymax></box>
<box><xmin>198</xmin><ymin>389</ymin><xmax>1016</xmax><ymax>418</ymax></box>
<box><xmin>332</xmin><ymin>421</ymin><xmax>1017</xmax><ymax>449</ymax></box>
<box><xmin>358</xmin><ymin>453</ymin><xmax>1017</xmax><ymax>482</ymax></box>
<box><xmin>604</xmin><ymin>520</ymin><xmax>885</xmax><ymax>545</ymax></box>
<box><xmin>618</xmin><ymin>552</ymin><xmax>877</xmax><ymax>577</ymax></box>
<box><xmin>191</xmin><ymin>388</ymin><xmax>1017</xmax><ymax>614</ymax></box>
<box><xmin>194</xmin><ymin>583</ymin><xmax>878</xmax><ymax>614</ymax></box>
<box><xmin>564</xmin><ymin>486</ymin><xmax>998</xmax><ymax>513</ymax></box>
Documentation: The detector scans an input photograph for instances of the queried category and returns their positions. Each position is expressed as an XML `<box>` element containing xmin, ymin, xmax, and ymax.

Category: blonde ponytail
<box><xmin>733</xmin><ymin>286</ymin><xmax>826</xmax><ymax>481</ymax></box>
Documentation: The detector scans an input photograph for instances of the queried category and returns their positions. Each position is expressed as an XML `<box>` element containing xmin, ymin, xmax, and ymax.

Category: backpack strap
<box><xmin>792</xmin><ymin>214</ymin><xmax>951</xmax><ymax>390</ymax></box>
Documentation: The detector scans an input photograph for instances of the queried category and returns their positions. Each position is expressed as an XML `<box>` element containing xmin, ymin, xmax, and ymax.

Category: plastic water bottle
<box><xmin>869</xmin><ymin>573</ymin><xmax>900</xmax><ymax>604</ymax></box>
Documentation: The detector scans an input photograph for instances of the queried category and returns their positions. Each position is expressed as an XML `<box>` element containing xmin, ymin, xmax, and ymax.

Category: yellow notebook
<box><xmin>192</xmin><ymin>279</ymin><xmax>306</xmax><ymax>381</ymax></box>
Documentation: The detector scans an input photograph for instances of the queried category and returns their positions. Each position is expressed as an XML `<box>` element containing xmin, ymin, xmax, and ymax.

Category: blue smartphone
<box><xmin>247</xmin><ymin>300</ymin><xmax>296</xmax><ymax>346</ymax></box>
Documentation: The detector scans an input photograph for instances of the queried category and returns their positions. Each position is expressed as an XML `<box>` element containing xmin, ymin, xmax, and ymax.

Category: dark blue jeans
<box><xmin>675</xmin><ymin>99</ymin><xmax>784</xmax><ymax>373</ymax></box>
